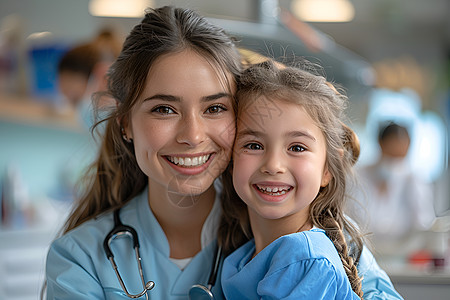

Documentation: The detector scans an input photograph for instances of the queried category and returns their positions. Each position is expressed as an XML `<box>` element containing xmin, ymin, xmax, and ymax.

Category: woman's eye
<box><xmin>152</xmin><ymin>106</ymin><xmax>175</xmax><ymax>115</ymax></box>
<box><xmin>206</xmin><ymin>104</ymin><xmax>227</xmax><ymax>114</ymax></box>
<box><xmin>289</xmin><ymin>145</ymin><xmax>305</xmax><ymax>152</ymax></box>
<box><xmin>244</xmin><ymin>143</ymin><xmax>263</xmax><ymax>150</ymax></box>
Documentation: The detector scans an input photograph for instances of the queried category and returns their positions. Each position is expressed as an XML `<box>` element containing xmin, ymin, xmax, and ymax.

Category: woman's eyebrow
<box><xmin>143</xmin><ymin>92</ymin><xmax>231</xmax><ymax>102</ymax></box>
<box><xmin>143</xmin><ymin>94</ymin><xmax>180</xmax><ymax>102</ymax></box>
<box><xmin>203</xmin><ymin>92</ymin><xmax>231</xmax><ymax>102</ymax></box>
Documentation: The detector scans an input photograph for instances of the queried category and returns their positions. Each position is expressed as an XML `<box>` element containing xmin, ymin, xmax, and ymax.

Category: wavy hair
<box><xmin>62</xmin><ymin>6</ymin><xmax>242</xmax><ymax>233</ymax></box>
<box><xmin>218</xmin><ymin>60</ymin><xmax>364</xmax><ymax>298</ymax></box>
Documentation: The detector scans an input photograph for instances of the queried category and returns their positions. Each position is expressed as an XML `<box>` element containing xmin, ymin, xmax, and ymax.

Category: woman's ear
<box><xmin>117</xmin><ymin>115</ymin><xmax>133</xmax><ymax>143</ymax></box>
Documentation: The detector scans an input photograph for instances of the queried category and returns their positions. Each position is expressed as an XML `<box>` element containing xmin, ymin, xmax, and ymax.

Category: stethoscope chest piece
<box><xmin>188</xmin><ymin>244</ymin><xmax>222</xmax><ymax>300</ymax></box>
<box><xmin>189</xmin><ymin>284</ymin><xmax>214</xmax><ymax>300</ymax></box>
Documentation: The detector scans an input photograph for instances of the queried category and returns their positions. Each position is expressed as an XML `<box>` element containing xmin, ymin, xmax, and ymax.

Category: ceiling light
<box><xmin>89</xmin><ymin>0</ymin><xmax>153</xmax><ymax>18</ymax></box>
<box><xmin>291</xmin><ymin>0</ymin><xmax>355</xmax><ymax>22</ymax></box>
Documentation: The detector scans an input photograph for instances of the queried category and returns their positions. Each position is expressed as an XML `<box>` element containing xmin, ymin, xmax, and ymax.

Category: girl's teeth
<box><xmin>257</xmin><ymin>185</ymin><xmax>291</xmax><ymax>195</ymax></box>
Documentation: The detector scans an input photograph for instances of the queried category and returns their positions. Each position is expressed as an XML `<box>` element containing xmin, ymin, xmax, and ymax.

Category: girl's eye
<box><xmin>243</xmin><ymin>143</ymin><xmax>263</xmax><ymax>151</ymax></box>
<box><xmin>289</xmin><ymin>145</ymin><xmax>305</xmax><ymax>152</ymax></box>
<box><xmin>152</xmin><ymin>105</ymin><xmax>175</xmax><ymax>115</ymax></box>
<box><xmin>206</xmin><ymin>104</ymin><xmax>227</xmax><ymax>114</ymax></box>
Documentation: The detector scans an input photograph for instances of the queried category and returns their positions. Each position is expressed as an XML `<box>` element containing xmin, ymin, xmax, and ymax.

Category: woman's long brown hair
<box><xmin>60</xmin><ymin>6</ymin><xmax>242</xmax><ymax>233</ymax></box>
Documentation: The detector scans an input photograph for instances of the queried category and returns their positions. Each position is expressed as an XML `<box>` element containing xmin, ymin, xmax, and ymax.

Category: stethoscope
<box><xmin>103</xmin><ymin>208</ymin><xmax>222</xmax><ymax>299</ymax></box>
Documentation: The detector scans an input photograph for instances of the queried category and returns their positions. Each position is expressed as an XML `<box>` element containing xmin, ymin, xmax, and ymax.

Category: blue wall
<box><xmin>0</xmin><ymin>120</ymin><xmax>97</xmax><ymax>203</ymax></box>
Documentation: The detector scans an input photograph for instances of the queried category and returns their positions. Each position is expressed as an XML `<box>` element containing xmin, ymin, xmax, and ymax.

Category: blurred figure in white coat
<box><xmin>353</xmin><ymin>121</ymin><xmax>436</xmax><ymax>256</ymax></box>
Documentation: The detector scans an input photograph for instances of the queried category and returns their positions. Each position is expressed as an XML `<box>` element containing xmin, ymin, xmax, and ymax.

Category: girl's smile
<box><xmin>253</xmin><ymin>182</ymin><xmax>294</xmax><ymax>203</ymax></box>
<box><xmin>233</xmin><ymin>97</ymin><xmax>331</xmax><ymax>221</ymax></box>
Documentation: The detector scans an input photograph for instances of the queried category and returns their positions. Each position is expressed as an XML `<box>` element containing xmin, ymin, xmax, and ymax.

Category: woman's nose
<box><xmin>260</xmin><ymin>149</ymin><xmax>286</xmax><ymax>175</ymax></box>
<box><xmin>176</xmin><ymin>114</ymin><xmax>206</xmax><ymax>147</ymax></box>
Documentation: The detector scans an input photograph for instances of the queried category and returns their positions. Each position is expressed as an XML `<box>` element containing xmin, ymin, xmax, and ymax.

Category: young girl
<box><xmin>220</xmin><ymin>60</ymin><xmax>364</xmax><ymax>299</ymax></box>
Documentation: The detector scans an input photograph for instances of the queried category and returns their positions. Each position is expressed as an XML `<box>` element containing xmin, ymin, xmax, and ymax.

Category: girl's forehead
<box><xmin>240</xmin><ymin>95</ymin><xmax>302</xmax><ymax>115</ymax></box>
<box><xmin>238</xmin><ymin>95</ymin><xmax>323</xmax><ymax>130</ymax></box>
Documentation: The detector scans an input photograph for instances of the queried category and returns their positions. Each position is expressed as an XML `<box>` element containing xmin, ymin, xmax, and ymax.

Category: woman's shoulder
<box><xmin>51</xmin><ymin>192</ymin><xmax>143</xmax><ymax>250</ymax></box>
<box><xmin>51</xmin><ymin>210</ymin><xmax>114</xmax><ymax>253</ymax></box>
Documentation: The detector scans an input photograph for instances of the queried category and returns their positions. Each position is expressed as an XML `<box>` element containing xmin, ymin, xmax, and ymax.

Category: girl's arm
<box><xmin>258</xmin><ymin>259</ymin><xmax>359</xmax><ymax>300</ymax></box>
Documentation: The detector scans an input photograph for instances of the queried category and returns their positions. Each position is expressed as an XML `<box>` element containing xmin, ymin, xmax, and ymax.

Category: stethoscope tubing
<box><xmin>104</xmin><ymin>208</ymin><xmax>221</xmax><ymax>300</ymax></box>
<box><xmin>104</xmin><ymin>209</ymin><xmax>155</xmax><ymax>299</ymax></box>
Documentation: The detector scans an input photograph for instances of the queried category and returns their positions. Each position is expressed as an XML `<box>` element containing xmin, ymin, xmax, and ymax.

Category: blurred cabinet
<box><xmin>0</xmin><ymin>95</ymin><xmax>94</xmax><ymax>299</ymax></box>
<box><xmin>0</xmin><ymin>227</ymin><xmax>56</xmax><ymax>300</ymax></box>
<box><xmin>390</xmin><ymin>272</ymin><xmax>450</xmax><ymax>300</ymax></box>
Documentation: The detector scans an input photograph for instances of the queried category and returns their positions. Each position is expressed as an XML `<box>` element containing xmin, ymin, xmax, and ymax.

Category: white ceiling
<box><xmin>179</xmin><ymin>0</ymin><xmax>450</xmax><ymax>65</ymax></box>
<box><xmin>310</xmin><ymin>0</ymin><xmax>450</xmax><ymax>63</ymax></box>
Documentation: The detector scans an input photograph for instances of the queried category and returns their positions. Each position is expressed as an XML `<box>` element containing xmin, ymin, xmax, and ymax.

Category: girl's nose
<box><xmin>176</xmin><ymin>114</ymin><xmax>206</xmax><ymax>147</ymax></box>
<box><xmin>260</xmin><ymin>149</ymin><xmax>286</xmax><ymax>175</ymax></box>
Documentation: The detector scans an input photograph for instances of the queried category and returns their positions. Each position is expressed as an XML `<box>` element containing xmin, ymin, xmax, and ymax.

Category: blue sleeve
<box><xmin>46</xmin><ymin>237</ymin><xmax>105</xmax><ymax>299</ymax></box>
<box><xmin>257</xmin><ymin>259</ymin><xmax>358</xmax><ymax>300</ymax></box>
<box><xmin>358</xmin><ymin>246</ymin><xmax>404</xmax><ymax>300</ymax></box>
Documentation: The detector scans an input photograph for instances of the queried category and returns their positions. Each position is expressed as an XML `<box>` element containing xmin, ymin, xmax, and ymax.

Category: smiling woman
<box><xmin>44</xmin><ymin>6</ymin><xmax>241</xmax><ymax>300</ymax></box>
<box><xmin>124</xmin><ymin>50</ymin><xmax>236</xmax><ymax>201</ymax></box>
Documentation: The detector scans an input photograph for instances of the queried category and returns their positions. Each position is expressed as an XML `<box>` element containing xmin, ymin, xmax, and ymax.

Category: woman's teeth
<box><xmin>168</xmin><ymin>155</ymin><xmax>210</xmax><ymax>167</ymax></box>
<box><xmin>256</xmin><ymin>185</ymin><xmax>292</xmax><ymax>196</ymax></box>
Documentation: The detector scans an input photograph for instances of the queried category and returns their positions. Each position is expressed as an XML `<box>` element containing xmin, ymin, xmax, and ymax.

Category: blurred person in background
<box><xmin>351</xmin><ymin>121</ymin><xmax>436</xmax><ymax>257</ymax></box>
<box><xmin>57</xmin><ymin>28</ymin><xmax>121</xmax><ymax>129</ymax></box>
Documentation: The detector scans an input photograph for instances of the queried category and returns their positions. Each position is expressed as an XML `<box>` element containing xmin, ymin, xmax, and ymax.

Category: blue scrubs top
<box><xmin>45</xmin><ymin>186</ymin><xmax>224</xmax><ymax>300</ymax></box>
<box><xmin>222</xmin><ymin>229</ymin><xmax>360</xmax><ymax>299</ymax></box>
<box><xmin>46</xmin><ymin>185</ymin><xmax>403</xmax><ymax>299</ymax></box>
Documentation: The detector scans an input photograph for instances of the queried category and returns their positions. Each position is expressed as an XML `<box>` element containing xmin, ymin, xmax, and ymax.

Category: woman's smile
<box><xmin>166</xmin><ymin>154</ymin><xmax>211</xmax><ymax>167</ymax></box>
<box><xmin>164</xmin><ymin>153</ymin><xmax>215</xmax><ymax>176</ymax></box>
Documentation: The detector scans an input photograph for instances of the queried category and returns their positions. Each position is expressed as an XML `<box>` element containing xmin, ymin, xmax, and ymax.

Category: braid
<box><xmin>322</xmin><ymin>209</ymin><xmax>364</xmax><ymax>298</ymax></box>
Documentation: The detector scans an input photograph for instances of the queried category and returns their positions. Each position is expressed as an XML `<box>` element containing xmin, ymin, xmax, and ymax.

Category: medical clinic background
<box><xmin>1</xmin><ymin>1</ymin><xmax>450</xmax><ymax>299</ymax></box>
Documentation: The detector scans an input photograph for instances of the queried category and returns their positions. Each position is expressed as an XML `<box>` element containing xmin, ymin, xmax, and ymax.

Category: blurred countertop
<box><xmin>0</xmin><ymin>94</ymin><xmax>83</xmax><ymax>131</ymax></box>
<box><xmin>385</xmin><ymin>264</ymin><xmax>450</xmax><ymax>284</ymax></box>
